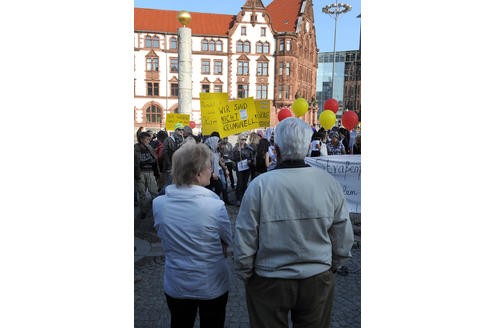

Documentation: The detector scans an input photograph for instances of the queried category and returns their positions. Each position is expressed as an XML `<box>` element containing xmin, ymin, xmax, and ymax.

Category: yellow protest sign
<box><xmin>165</xmin><ymin>113</ymin><xmax>190</xmax><ymax>131</ymax></box>
<box><xmin>218</xmin><ymin>97</ymin><xmax>258</xmax><ymax>137</ymax></box>
<box><xmin>254</xmin><ymin>100</ymin><xmax>271</xmax><ymax>128</ymax></box>
<box><xmin>200</xmin><ymin>92</ymin><xmax>228</xmax><ymax>135</ymax></box>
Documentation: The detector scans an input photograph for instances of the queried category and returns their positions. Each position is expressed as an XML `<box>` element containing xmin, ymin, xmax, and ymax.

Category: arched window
<box><xmin>201</xmin><ymin>39</ymin><xmax>209</xmax><ymax>51</ymax></box>
<box><xmin>236</xmin><ymin>41</ymin><xmax>243</xmax><ymax>53</ymax></box>
<box><xmin>152</xmin><ymin>36</ymin><xmax>159</xmax><ymax>48</ymax></box>
<box><xmin>243</xmin><ymin>41</ymin><xmax>250</xmax><ymax>53</ymax></box>
<box><xmin>256</xmin><ymin>42</ymin><xmax>263</xmax><ymax>53</ymax></box>
<box><xmin>216</xmin><ymin>40</ymin><xmax>223</xmax><ymax>52</ymax></box>
<box><xmin>209</xmin><ymin>40</ymin><xmax>215</xmax><ymax>51</ymax></box>
<box><xmin>170</xmin><ymin>37</ymin><xmax>177</xmax><ymax>49</ymax></box>
<box><xmin>145</xmin><ymin>104</ymin><xmax>162</xmax><ymax>123</ymax></box>
<box><xmin>263</xmin><ymin>42</ymin><xmax>270</xmax><ymax>54</ymax></box>
<box><xmin>145</xmin><ymin>35</ymin><xmax>152</xmax><ymax>48</ymax></box>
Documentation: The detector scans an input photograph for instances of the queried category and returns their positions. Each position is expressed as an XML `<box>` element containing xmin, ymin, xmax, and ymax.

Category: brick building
<box><xmin>134</xmin><ymin>0</ymin><xmax>319</xmax><ymax>133</ymax></box>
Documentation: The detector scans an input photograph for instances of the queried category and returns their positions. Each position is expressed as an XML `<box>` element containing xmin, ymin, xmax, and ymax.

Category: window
<box><xmin>256</xmin><ymin>42</ymin><xmax>263</xmax><ymax>54</ymax></box>
<box><xmin>170</xmin><ymin>37</ymin><xmax>177</xmax><ymax>49</ymax></box>
<box><xmin>256</xmin><ymin>85</ymin><xmax>268</xmax><ymax>99</ymax></box>
<box><xmin>201</xmin><ymin>39</ymin><xmax>209</xmax><ymax>51</ymax></box>
<box><xmin>214</xmin><ymin>85</ymin><xmax>223</xmax><ymax>93</ymax></box>
<box><xmin>286</xmin><ymin>63</ymin><xmax>290</xmax><ymax>76</ymax></box>
<box><xmin>279</xmin><ymin>40</ymin><xmax>284</xmax><ymax>52</ymax></box>
<box><xmin>214</xmin><ymin>60</ymin><xmax>223</xmax><ymax>74</ymax></box>
<box><xmin>145</xmin><ymin>35</ymin><xmax>152</xmax><ymax>48</ymax></box>
<box><xmin>170</xmin><ymin>57</ymin><xmax>178</xmax><ymax>73</ymax></box>
<box><xmin>171</xmin><ymin>83</ymin><xmax>179</xmax><ymax>96</ymax></box>
<box><xmin>261</xmin><ymin>27</ymin><xmax>266</xmax><ymax>37</ymax></box>
<box><xmin>285</xmin><ymin>85</ymin><xmax>290</xmax><ymax>99</ymax></box>
<box><xmin>201</xmin><ymin>60</ymin><xmax>210</xmax><ymax>74</ymax></box>
<box><xmin>152</xmin><ymin>36</ymin><xmax>159</xmax><ymax>48</ymax></box>
<box><xmin>279</xmin><ymin>62</ymin><xmax>284</xmax><ymax>75</ymax></box>
<box><xmin>145</xmin><ymin>104</ymin><xmax>162</xmax><ymax>123</ymax></box>
<box><xmin>238</xmin><ymin>84</ymin><xmax>248</xmax><ymax>98</ymax></box>
<box><xmin>202</xmin><ymin>84</ymin><xmax>210</xmax><ymax>93</ymax></box>
<box><xmin>278</xmin><ymin>85</ymin><xmax>283</xmax><ymax>99</ymax></box>
<box><xmin>263</xmin><ymin>42</ymin><xmax>270</xmax><ymax>54</ymax></box>
<box><xmin>241</xmin><ymin>26</ymin><xmax>246</xmax><ymax>35</ymax></box>
<box><xmin>243</xmin><ymin>41</ymin><xmax>250</xmax><ymax>53</ymax></box>
<box><xmin>286</xmin><ymin>40</ymin><xmax>291</xmax><ymax>51</ymax></box>
<box><xmin>146</xmin><ymin>57</ymin><xmax>159</xmax><ymax>71</ymax></box>
<box><xmin>237</xmin><ymin>61</ymin><xmax>249</xmax><ymax>75</ymax></box>
<box><xmin>209</xmin><ymin>40</ymin><xmax>215</xmax><ymax>52</ymax></box>
<box><xmin>237</xmin><ymin>41</ymin><xmax>243</xmax><ymax>53</ymax></box>
<box><xmin>216</xmin><ymin>40</ymin><xmax>223</xmax><ymax>52</ymax></box>
<box><xmin>147</xmin><ymin>82</ymin><xmax>159</xmax><ymax>96</ymax></box>
<box><xmin>257</xmin><ymin>62</ymin><xmax>268</xmax><ymax>76</ymax></box>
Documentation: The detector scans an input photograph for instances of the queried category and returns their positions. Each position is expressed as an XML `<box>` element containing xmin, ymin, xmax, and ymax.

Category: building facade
<box><xmin>134</xmin><ymin>0</ymin><xmax>319</xmax><ymax>133</ymax></box>
<box><xmin>316</xmin><ymin>50</ymin><xmax>361</xmax><ymax>120</ymax></box>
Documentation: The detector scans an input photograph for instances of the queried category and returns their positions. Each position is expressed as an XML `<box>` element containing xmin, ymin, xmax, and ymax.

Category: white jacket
<box><xmin>234</xmin><ymin>163</ymin><xmax>354</xmax><ymax>281</ymax></box>
<box><xmin>153</xmin><ymin>184</ymin><xmax>232</xmax><ymax>299</ymax></box>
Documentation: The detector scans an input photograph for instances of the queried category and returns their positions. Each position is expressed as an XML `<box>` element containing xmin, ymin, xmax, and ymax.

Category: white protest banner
<box><xmin>305</xmin><ymin>155</ymin><xmax>361</xmax><ymax>213</ymax></box>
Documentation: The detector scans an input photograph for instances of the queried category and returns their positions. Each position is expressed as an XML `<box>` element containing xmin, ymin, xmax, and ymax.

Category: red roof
<box><xmin>266</xmin><ymin>0</ymin><xmax>302</xmax><ymax>33</ymax></box>
<box><xmin>134</xmin><ymin>8</ymin><xmax>235</xmax><ymax>36</ymax></box>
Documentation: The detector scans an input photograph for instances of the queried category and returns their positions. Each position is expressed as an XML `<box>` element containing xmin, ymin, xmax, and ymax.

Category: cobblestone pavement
<box><xmin>135</xmin><ymin>196</ymin><xmax>361</xmax><ymax>328</ymax></box>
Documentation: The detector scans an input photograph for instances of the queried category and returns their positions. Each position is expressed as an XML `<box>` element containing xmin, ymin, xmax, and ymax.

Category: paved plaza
<box><xmin>135</xmin><ymin>197</ymin><xmax>361</xmax><ymax>328</ymax></box>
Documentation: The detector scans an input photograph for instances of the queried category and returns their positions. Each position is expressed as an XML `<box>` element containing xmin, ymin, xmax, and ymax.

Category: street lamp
<box><xmin>322</xmin><ymin>2</ymin><xmax>352</xmax><ymax>101</ymax></box>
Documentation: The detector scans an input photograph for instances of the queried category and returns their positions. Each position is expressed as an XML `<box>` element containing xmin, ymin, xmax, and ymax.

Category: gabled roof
<box><xmin>134</xmin><ymin>8</ymin><xmax>235</xmax><ymax>36</ymax></box>
<box><xmin>266</xmin><ymin>0</ymin><xmax>303</xmax><ymax>33</ymax></box>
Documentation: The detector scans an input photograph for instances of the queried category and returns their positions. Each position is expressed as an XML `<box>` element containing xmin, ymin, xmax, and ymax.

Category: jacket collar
<box><xmin>274</xmin><ymin>159</ymin><xmax>310</xmax><ymax>170</ymax></box>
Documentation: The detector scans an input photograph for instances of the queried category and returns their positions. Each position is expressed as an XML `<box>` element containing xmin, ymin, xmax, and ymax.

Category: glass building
<box><xmin>316</xmin><ymin>50</ymin><xmax>361</xmax><ymax>117</ymax></box>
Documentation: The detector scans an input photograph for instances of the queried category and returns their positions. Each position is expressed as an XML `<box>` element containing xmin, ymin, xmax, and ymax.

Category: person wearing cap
<box><xmin>160</xmin><ymin>123</ymin><xmax>185</xmax><ymax>191</ymax></box>
<box><xmin>233</xmin><ymin>117</ymin><xmax>354</xmax><ymax>328</ymax></box>
<box><xmin>327</xmin><ymin>131</ymin><xmax>346</xmax><ymax>155</ymax></box>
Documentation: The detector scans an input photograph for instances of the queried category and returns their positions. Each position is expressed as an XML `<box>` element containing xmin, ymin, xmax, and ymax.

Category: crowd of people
<box><xmin>134</xmin><ymin>120</ymin><xmax>358</xmax><ymax>327</ymax></box>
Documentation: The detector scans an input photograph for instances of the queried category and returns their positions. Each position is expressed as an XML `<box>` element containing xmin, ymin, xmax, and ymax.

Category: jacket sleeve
<box><xmin>216</xmin><ymin>205</ymin><xmax>232</xmax><ymax>246</ymax></box>
<box><xmin>329</xmin><ymin>193</ymin><xmax>354</xmax><ymax>268</ymax></box>
<box><xmin>233</xmin><ymin>184</ymin><xmax>260</xmax><ymax>282</ymax></box>
<box><xmin>162</xmin><ymin>138</ymin><xmax>173</xmax><ymax>172</ymax></box>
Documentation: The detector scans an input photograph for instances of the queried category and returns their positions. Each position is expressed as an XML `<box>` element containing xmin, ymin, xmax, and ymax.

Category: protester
<box><xmin>232</xmin><ymin>133</ymin><xmax>254</xmax><ymax>206</ymax></box>
<box><xmin>233</xmin><ymin>117</ymin><xmax>354</xmax><ymax>328</ymax></box>
<box><xmin>319</xmin><ymin>128</ymin><xmax>328</xmax><ymax>156</ymax></box>
<box><xmin>160</xmin><ymin>123</ymin><xmax>185</xmax><ymax>191</ymax></box>
<box><xmin>254</xmin><ymin>138</ymin><xmax>270</xmax><ymax>176</ymax></box>
<box><xmin>219</xmin><ymin>138</ymin><xmax>235</xmax><ymax>190</ymax></box>
<box><xmin>309</xmin><ymin>130</ymin><xmax>322</xmax><ymax>157</ymax></box>
<box><xmin>265</xmin><ymin>128</ymin><xmax>278</xmax><ymax>171</ymax></box>
<box><xmin>339</xmin><ymin>127</ymin><xmax>350</xmax><ymax>154</ymax></box>
<box><xmin>352</xmin><ymin>134</ymin><xmax>361</xmax><ymax>155</ymax></box>
<box><xmin>327</xmin><ymin>131</ymin><xmax>346</xmax><ymax>155</ymax></box>
<box><xmin>204</xmin><ymin>135</ymin><xmax>232</xmax><ymax>205</ymax></box>
<box><xmin>248</xmin><ymin>132</ymin><xmax>261</xmax><ymax>181</ymax></box>
<box><xmin>134</xmin><ymin>131</ymin><xmax>159</xmax><ymax>219</ymax></box>
<box><xmin>153</xmin><ymin>143</ymin><xmax>232</xmax><ymax>328</ymax></box>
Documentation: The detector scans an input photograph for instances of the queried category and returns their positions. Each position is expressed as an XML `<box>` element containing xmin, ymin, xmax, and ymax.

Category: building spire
<box><xmin>241</xmin><ymin>0</ymin><xmax>265</xmax><ymax>10</ymax></box>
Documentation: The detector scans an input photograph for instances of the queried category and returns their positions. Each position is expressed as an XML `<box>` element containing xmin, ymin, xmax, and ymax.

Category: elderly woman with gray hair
<box><xmin>152</xmin><ymin>142</ymin><xmax>232</xmax><ymax>328</ymax></box>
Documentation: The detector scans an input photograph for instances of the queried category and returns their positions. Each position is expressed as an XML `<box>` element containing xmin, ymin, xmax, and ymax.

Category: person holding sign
<box><xmin>233</xmin><ymin>117</ymin><xmax>354</xmax><ymax>328</ymax></box>
<box><xmin>153</xmin><ymin>143</ymin><xmax>232</xmax><ymax>328</ymax></box>
<box><xmin>232</xmin><ymin>133</ymin><xmax>255</xmax><ymax>206</ymax></box>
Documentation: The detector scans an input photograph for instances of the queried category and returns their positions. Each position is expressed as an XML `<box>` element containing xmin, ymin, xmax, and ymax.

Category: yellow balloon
<box><xmin>319</xmin><ymin>110</ymin><xmax>336</xmax><ymax>130</ymax></box>
<box><xmin>292</xmin><ymin>98</ymin><xmax>309</xmax><ymax>117</ymax></box>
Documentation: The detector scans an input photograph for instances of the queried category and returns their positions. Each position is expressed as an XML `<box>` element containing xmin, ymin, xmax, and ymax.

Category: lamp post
<box><xmin>322</xmin><ymin>2</ymin><xmax>351</xmax><ymax>102</ymax></box>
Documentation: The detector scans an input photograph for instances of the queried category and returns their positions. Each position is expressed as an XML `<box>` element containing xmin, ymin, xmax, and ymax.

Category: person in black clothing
<box><xmin>134</xmin><ymin>132</ymin><xmax>159</xmax><ymax>219</ymax></box>
<box><xmin>232</xmin><ymin>134</ymin><xmax>255</xmax><ymax>206</ymax></box>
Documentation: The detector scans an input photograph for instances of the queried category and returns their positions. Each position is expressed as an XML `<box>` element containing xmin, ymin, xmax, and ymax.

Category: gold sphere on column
<box><xmin>177</xmin><ymin>11</ymin><xmax>191</xmax><ymax>26</ymax></box>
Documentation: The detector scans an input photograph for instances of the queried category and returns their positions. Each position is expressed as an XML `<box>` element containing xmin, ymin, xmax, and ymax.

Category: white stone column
<box><xmin>178</xmin><ymin>27</ymin><xmax>192</xmax><ymax>114</ymax></box>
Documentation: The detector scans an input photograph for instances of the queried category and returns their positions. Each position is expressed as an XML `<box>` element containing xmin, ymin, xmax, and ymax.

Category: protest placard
<box><xmin>305</xmin><ymin>155</ymin><xmax>361</xmax><ymax>213</ymax></box>
<box><xmin>165</xmin><ymin>113</ymin><xmax>190</xmax><ymax>131</ymax></box>
<box><xmin>199</xmin><ymin>92</ymin><xmax>228</xmax><ymax>135</ymax></box>
<box><xmin>254</xmin><ymin>100</ymin><xmax>271</xmax><ymax>128</ymax></box>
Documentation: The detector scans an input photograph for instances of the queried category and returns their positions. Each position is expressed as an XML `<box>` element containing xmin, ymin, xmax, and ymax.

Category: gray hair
<box><xmin>274</xmin><ymin>117</ymin><xmax>313</xmax><ymax>161</ymax></box>
<box><xmin>171</xmin><ymin>143</ymin><xmax>211</xmax><ymax>186</ymax></box>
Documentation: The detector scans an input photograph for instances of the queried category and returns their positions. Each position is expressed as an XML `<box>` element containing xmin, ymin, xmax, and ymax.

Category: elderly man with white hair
<box><xmin>234</xmin><ymin>117</ymin><xmax>354</xmax><ymax>328</ymax></box>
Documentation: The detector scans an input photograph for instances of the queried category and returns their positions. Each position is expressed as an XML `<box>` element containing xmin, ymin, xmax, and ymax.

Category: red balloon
<box><xmin>189</xmin><ymin>121</ymin><xmax>196</xmax><ymax>129</ymax></box>
<box><xmin>341</xmin><ymin>111</ymin><xmax>359</xmax><ymax>131</ymax></box>
<box><xmin>323</xmin><ymin>98</ymin><xmax>339</xmax><ymax>113</ymax></box>
<box><xmin>277</xmin><ymin>107</ymin><xmax>292</xmax><ymax>122</ymax></box>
